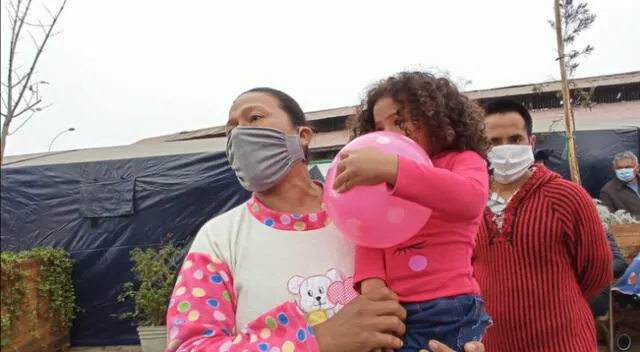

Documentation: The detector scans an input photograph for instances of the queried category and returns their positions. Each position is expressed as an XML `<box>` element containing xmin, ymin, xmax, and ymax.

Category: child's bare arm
<box><xmin>360</xmin><ymin>278</ymin><xmax>387</xmax><ymax>295</ymax></box>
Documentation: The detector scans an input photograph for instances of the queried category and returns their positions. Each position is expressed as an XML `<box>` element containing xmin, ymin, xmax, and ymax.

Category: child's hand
<box><xmin>360</xmin><ymin>278</ymin><xmax>389</xmax><ymax>296</ymax></box>
<box><xmin>333</xmin><ymin>148</ymin><xmax>398</xmax><ymax>193</ymax></box>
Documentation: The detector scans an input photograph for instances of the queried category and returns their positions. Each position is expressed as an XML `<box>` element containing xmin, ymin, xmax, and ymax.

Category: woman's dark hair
<box><xmin>350</xmin><ymin>71</ymin><xmax>490</xmax><ymax>157</ymax></box>
<box><xmin>241</xmin><ymin>87</ymin><xmax>311</xmax><ymax>160</ymax></box>
<box><xmin>243</xmin><ymin>87</ymin><xmax>309</xmax><ymax>127</ymax></box>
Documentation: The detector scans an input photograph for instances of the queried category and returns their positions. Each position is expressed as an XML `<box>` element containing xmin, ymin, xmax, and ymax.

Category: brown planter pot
<box><xmin>0</xmin><ymin>260</ymin><xmax>70</xmax><ymax>352</ymax></box>
<box><xmin>609</xmin><ymin>224</ymin><xmax>640</xmax><ymax>264</ymax></box>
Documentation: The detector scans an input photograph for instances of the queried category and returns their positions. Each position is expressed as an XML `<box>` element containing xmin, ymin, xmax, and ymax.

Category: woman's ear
<box><xmin>299</xmin><ymin>126</ymin><xmax>313</xmax><ymax>160</ymax></box>
<box><xmin>299</xmin><ymin>126</ymin><xmax>313</xmax><ymax>148</ymax></box>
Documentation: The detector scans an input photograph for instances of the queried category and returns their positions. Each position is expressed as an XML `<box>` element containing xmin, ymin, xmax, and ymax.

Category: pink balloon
<box><xmin>324</xmin><ymin>131</ymin><xmax>433</xmax><ymax>248</ymax></box>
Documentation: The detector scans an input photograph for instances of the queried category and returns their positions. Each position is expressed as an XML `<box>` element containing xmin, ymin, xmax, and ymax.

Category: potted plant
<box><xmin>117</xmin><ymin>243</ymin><xmax>183</xmax><ymax>352</ymax></box>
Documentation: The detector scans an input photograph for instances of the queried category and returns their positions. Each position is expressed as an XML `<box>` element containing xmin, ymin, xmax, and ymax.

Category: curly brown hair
<box><xmin>350</xmin><ymin>71</ymin><xmax>490</xmax><ymax>157</ymax></box>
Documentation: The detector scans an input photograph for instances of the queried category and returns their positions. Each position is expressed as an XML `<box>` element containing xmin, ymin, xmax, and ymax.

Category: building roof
<box><xmin>309</xmin><ymin>101</ymin><xmax>640</xmax><ymax>149</ymax></box>
<box><xmin>2</xmin><ymin>138</ymin><xmax>228</xmax><ymax>168</ymax></box>
<box><xmin>134</xmin><ymin>71</ymin><xmax>640</xmax><ymax>144</ymax></box>
<box><xmin>4</xmin><ymin>101</ymin><xmax>637</xmax><ymax>168</ymax></box>
<box><xmin>531</xmin><ymin>101</ymin><xmax>640</xmax><ymax>132</ymax></box>
<box><xmin>136</xmin><ymin>125</ymin><xmax>227</xmax><ymax>144</ymax></box>
<box><xmin>303</xmin><ymin>71</ymin><xmax>640</xmax><ymax>120</ymax></box>
<box><xmin>4</xmin><ymin>72</ymin><xmax>638</xmax><ymax>167</ymax></box>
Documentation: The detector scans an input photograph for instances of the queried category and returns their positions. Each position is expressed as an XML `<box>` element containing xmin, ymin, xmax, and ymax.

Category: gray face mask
<box><xmin>226</xmin><ymin>126</ymin><xmax>306</xmax><ymax>192</ymax></box>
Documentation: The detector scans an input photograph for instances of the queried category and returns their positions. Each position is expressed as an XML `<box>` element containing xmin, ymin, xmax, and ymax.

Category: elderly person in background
<box><xmin>600</xmin><ymin>150</ymin><xmax>640</xmax><ymax>218</ymax></box>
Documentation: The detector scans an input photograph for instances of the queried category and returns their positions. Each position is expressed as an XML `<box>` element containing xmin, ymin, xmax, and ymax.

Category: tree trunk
<box><xmin>0</xmin><ymin>115</ymin><xmax>11</xmax><ymax>166</ymax></box>
<box><xmin>554</xmin><ymin>0</ymin><xmax>581</xmax><ymax>185</ymax></box>
<box><xmin>1</xmin><ymin>0</ymin><xmax>68</xmax><ymax>166</ymax></box>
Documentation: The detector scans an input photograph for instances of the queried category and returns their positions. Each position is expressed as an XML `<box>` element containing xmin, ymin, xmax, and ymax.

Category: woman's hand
<box><xmin>332</xmin><ymin>148</ymin><xmax>398</xmax><ymax>193</ymax></box>
<box><xmin>428</xmin><ymin>339</ymin><xmax>485</xmax><ymax>352</ymax></box>
<box><xmin>314</xmin><ymin>286</ymin><xmax>407</xmax><ymax>352</ymax></box>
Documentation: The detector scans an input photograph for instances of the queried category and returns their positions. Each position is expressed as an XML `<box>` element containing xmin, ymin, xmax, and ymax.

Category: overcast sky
<box><xmin>1</xmin><ymin>0</ymin><xmax>638</xmax><ymax>156</ymax></box>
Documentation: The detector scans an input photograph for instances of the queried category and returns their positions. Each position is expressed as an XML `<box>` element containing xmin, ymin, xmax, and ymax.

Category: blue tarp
<box><xmin>612</xmin><ymin>254</ymin><xmax>640</xmax><ymax>296</ymax></box>
<box><xmin>1</xmin><ymin>152</ymin><xmax>251</xmax><ymax>346</ymax></box>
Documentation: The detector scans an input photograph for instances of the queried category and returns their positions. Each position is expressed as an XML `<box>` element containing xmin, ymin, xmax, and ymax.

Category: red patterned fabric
<box><xmin>474</xmin><ymin>165</ymin><xmax>613</xmax><ymax>352</ymax></box>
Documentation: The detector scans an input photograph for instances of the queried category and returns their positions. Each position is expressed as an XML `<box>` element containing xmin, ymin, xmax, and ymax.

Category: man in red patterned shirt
<box><xmin>474</xmin><ymin>99</ymin><xmax>613</xmax><ymax>352</ymax></box>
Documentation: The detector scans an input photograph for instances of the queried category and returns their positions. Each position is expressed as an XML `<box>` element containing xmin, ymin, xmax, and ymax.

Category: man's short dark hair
<box><xmin>484</xmin><ymin>99</ymin><xmax>533</xmax><ymax>137</ymax></box>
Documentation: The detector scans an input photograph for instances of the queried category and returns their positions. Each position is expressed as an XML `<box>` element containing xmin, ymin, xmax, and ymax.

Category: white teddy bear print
<box><xmin>287</xmin><ymin>268</ymin><xmax>344</xmax><ymax>317</ymax></box>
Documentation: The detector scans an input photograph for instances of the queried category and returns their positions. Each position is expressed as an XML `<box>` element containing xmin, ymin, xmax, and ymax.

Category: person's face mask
<box><xmin>488</xmin><ymin>144</ymin><xmax>535</xmax><ymax>185</ymax></box>
<box><xmin>226</xmin><ymin>126</ymin><xmax>306</xmax><ymax>192</ymax></box>
<box><xmin>615</xmin><ymin>167</ymin><xmax>637</xmax><ymax>183</ymax></box>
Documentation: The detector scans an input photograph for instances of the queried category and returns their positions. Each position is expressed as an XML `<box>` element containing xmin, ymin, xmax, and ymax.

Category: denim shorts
<box><xmin>398</xmin><ymin>294</ymin><xmax>492</xmax><ymax>352</ymax></box>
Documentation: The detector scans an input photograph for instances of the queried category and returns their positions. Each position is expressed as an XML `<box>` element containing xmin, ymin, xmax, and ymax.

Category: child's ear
<box><xmin>445</xmin><ymin>127</ymin><xmax>455</xmax><ymax>144</ymax></box>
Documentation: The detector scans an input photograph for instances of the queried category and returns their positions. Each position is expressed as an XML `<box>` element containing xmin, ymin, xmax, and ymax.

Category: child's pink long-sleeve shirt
<box><xmin>354</xmin><ymin>150</ymin><xmax>489</xmax><ymax>302</ymax></box>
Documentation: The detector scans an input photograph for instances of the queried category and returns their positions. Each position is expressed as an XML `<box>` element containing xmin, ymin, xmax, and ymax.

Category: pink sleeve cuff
<box><xmin>389</xmin><ymin>155</ymin><xmax>416</xmax><ymax>199</ymax></box>
<box><xmin>354</xmin><ymin>246</ymin><xmax>386</xmax><ymax>288</ymax></box>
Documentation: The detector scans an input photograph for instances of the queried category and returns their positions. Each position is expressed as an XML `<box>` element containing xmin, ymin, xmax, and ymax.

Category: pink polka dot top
<box><xmin>166</xmin><ymin>185</ymin><xmax>357</xmax><ymax>352</ymax></box>
<box><xmin>245</xmin><ymin>194</ymin><xmax>331</xmax><ymax>231</ymax></box>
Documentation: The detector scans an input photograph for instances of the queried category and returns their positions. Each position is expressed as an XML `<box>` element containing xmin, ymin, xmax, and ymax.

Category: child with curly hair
<box><xmin>332</xmin><ymin>71</ymin><xmax>492</xmax><ymax>352</ymax></box>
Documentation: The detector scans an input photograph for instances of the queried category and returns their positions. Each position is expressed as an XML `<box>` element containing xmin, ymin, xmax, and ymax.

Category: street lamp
<box><xmin>48</xmin><ymin>127</ymin><xmax>76</xmax><ymax>152</ymax></box>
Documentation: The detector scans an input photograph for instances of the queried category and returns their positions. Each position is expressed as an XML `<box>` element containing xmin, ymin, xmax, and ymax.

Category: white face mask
<box><xmin>488</xmin><ymin>144</ymin><xmax>535</xmax><ymax>184</ymax></box>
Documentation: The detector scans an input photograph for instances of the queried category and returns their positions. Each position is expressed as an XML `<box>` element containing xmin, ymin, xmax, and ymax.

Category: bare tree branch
<box><xmin>0</xmin><ymin>0</ymin><xmax>68</xmax><ymax>165</ymax></box>
<box><xmin>27</xmin><ymin>30</ymin><xmax>40</xmax><ymax>49</ymax></box>
<box><xmin>9</xmin><ymin>103</ymin><xmax>52</xmax><ymax>135</ymax></box>
<box><xmin>8</xmin><ymin>112</ymin><xmax>36</xmax><ymax>136</ymax></box>
<box><xmin>10</xmin><ymin>70</ymin><xmax>29</xmax><ymax>89</ymax></box>
<box><xmin>11</xmin><ymin>0</ymin><xmax>68</xmax><ymax>120</ymax></box>
<box><xmin>12</xmin><ymin>99</ymin><xmax>42</xmax><ymax>118</ymax></box>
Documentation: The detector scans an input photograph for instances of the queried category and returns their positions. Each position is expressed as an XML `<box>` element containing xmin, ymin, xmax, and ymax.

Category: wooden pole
<box><xmin>553</xmin><ymin>0</ymin><xmax>581</xmax><ymax>185</ymax></box>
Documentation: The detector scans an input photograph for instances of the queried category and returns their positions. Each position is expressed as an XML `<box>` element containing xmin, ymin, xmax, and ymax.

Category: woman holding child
<box><xmin>165</xmin><ymin>73</ymin><xmax>489</xmax><ymax>352</ymax></box>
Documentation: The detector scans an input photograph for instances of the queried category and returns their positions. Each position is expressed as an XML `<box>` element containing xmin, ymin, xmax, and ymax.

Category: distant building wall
<box><xmin>126</xmin><ymin>71</ymin><xmax>640</xmax><ymax>162</ymax></box>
